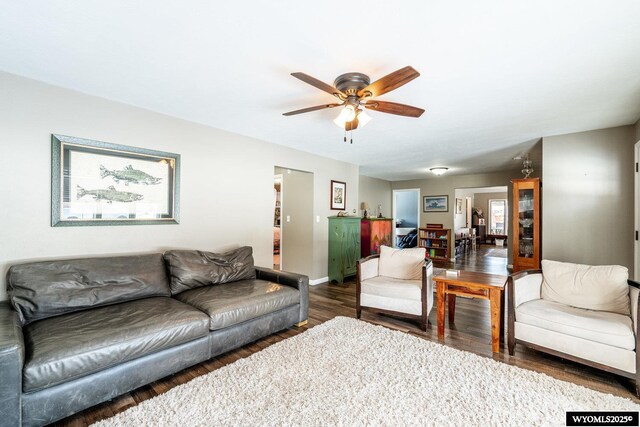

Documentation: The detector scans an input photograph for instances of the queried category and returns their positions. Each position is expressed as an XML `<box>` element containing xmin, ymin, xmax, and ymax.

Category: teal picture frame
<box><xmin>51</xmin><ymin>134</ymin><xmax>180</xmax><ymax>226</ymax></box>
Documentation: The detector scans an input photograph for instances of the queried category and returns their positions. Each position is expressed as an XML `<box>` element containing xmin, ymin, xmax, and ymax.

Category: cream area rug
<box><xmin>95</xmin><ymin>317</ymin><xmax>639</xmax><ymax>426</ymax></box>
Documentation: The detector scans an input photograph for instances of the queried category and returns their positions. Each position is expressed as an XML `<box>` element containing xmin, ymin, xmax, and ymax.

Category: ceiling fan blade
<box><xmin>345</xmin><ymin>117</ymin><xmax>359</xmax><ymax>131</ymax></box>
<box><xmin>283</xmin><ymin>103</ymin><xmax>342</xmax><ymax>116</ymax></box>
<box><xmin>291</xmin><ymin>72</ymin><xmax>346</xmax><ymax>98</ymax></box>
<box><xmin>365</xmin><ymin>101</ymin><xmax>425</xmax><ymax>117</ymax></box>
<box><xmin>357</xmin><ymin>66</ymin><xmax>420</xmax><ymax>98</ymax></box>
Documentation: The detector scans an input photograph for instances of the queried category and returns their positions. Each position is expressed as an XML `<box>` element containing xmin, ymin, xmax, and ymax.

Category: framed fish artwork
<box><xmin>51</xmin><ymin>134</ymin><xmax>180</xmax><ymax>226</ymax></box>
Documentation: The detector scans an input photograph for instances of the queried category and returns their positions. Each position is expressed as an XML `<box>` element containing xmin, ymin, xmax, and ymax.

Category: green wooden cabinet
<box><xmin>328</xmin><ymin>216</ymin><xmax>361</xmax><ymax>283</ymax></box>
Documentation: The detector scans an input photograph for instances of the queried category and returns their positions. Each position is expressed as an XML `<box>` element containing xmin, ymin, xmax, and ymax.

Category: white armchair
<box><xmin>508</xmin><ymin>260</ymin><xmax>640</xmax><ymax>394</ymax></box>
<box><xmin>356</xmin><ymin>246</ymin><xmax>433</xmax><ymax>331</ymax></box>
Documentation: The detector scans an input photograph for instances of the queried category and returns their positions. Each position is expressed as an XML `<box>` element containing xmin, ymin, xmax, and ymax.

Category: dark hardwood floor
<box><xmin>53</xmin><ymin>246</ymin><xmax>638</xmax><ymax>426</ymax></box>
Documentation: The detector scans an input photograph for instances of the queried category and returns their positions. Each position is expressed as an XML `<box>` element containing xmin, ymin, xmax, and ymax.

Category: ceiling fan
<box><xmin>283</xmin><ymin>66</ymin><xmax>425</xmax><ymax>132</ymax></box>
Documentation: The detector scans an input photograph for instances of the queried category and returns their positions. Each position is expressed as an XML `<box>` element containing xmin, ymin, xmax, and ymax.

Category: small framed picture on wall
<box><xmin>456</xmin><ymin>198</ymin><xmax>463</xmax><ymax>214</ymax></box>
<box><xmin>330</xmin><ymin>180</ymin><xmax>346</xmax><ymax>210</ymax></box>
<box><xmin>423</xmin><ymin>195</ymin><xmax>448</xmax><ymax>212</ymax></box>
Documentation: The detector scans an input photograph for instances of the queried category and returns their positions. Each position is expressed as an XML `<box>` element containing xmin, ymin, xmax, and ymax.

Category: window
<box><xmin>489</xmin><ymin>199</ymin><xmax>507</xmax><ymax>235</ymax></box>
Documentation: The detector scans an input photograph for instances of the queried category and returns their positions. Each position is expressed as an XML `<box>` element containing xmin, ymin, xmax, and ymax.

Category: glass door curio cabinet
<box><xmin>512</xmin><ymin>178</ymin><xmax>541</xmax><ymax>272</ymax></box>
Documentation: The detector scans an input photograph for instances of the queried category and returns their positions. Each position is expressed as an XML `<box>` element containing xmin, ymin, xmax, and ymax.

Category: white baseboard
<box><xmin>309</xmin><ymin>277</ymin><xmax>329</xmax><ymax>286</ymax></box>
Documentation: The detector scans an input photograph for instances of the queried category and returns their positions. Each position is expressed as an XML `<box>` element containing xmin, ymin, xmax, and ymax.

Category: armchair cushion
<box><xmin>516</xmin><ymin>299</ymin><xmax>635</xmax><ymax>350</ymax></box>
<box><xmin>541</xmin><ymin>260</ymin><xmax>630</xmax><ymax>316</ymax></box>
<box><xmin>361</xmin><ymin>276</ymin><xmax>422</xmax><ymax>301</ymax></box>
<box><xmin>378</xmin><ymin>246</ymin><xmax>425</xmax><ymax>280</ymax></box>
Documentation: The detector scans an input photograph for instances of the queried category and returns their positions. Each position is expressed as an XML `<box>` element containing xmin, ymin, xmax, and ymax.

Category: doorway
<box><xmin>392</xmin><ymin>189</ymin><xmax>420</xmax><ymax>247</ymax></box>
<box><xmin>274</xmin><ymin>167</ymin><xmax>314</xmax><ymax>276</ymax></box>
<box><xmin>273</xmin><ymin>174</ymin><xmax>282</xmax><ymax>270</ymax></box>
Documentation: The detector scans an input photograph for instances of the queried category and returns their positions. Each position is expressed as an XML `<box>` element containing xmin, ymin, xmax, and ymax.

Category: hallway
<box><xmin>433</xmin><ymin>245</ymin><xmax>509</xmax><ymax>275</ymax></box>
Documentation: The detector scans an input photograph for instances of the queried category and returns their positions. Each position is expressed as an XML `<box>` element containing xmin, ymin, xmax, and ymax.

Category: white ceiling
<box><xmin>1</xmin><ymin>1</ymin><xmax>639</xmax><ymax>181</ymax></box>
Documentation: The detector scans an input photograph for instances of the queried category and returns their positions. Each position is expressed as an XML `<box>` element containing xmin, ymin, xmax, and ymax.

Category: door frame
<box><xmin>274</xmin><ymin>173</ymin><xmax>283</xmax><ymax>269</ymax></box>
<box><xmin>635</xmin><ymin>141</ymin><xmax>639</xmax><ymax>280</ymax></box>
<box><xmin>392</xmin><ymin>188</ymin><xmax>421</xmax><ymax>247</ymax></box>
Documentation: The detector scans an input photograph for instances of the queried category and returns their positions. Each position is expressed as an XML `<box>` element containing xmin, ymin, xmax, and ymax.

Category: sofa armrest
<box><xmin>507</xmin><ymin>269</ymin><xmax>543</xmax><ymax>355</ymax></box>
<box><xmin>254</xmin><ymin>267</ymin><xmax>308</xmax><ymax>322</ymax></box>
<box><xmin>358</xmin><ymin>255</ymin><xmax>380</xmax><ymax>282</ymax></box>
<box><xmin>510</xmin><ymin>270</ymin><xmax>543</xmax><ymax>308</ymax></box>
<box><xmin>629</xmin><ymin>280</ymin><xmax>640</xmax><ymax>335</ymax></box>
<box><xmin>423</xmin><ymin>258</ymin><xmax>434</xmax><ymax>315</ymax></box>
<box><xmin>0</xmin><ymin>301</ymin><xmax>24</xmax><ymax>425</ymax></box>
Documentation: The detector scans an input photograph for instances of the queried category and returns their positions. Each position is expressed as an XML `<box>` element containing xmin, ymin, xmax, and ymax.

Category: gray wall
<box><xmin>358</xmin><ymin>175</ymin><xmax>392</xmax><ymax>218</ymax></box>
<box><xmin>392</xmin><ymin>171</ymin><xmax>520</xmax><ymax>231</ymax></box>
<box><xmin>474</xmin><ymin>191</ymin><xmax>508</xmax><ymax>233</ymax></box>
<box><xmin>542</xmin><ymin>125</ymin><xmax>636</xmax><ymax>274</ymax></box>
<box><xmin>275</xmin><ymin>167</ymin><xmax>314</xmax><ymax>276</ymax></box>
<box><xmin>0</xmin><ymin>71</ymin><xmax>360</xmax><ymax>299</ymax></box>
<box><xmin>635</xmin><ymin>118</ymin><xmax>640</xmax><ymax>142</ymax></box>
<box><xmin>395</xmin><ymin>191</ymin><xmax>419</xmax><ymax>228</ymax></box>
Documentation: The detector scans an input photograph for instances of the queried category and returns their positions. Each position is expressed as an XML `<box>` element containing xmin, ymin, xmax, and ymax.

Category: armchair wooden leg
<box><xmin>295</xmin><ymin>320</ymin><xmax>308</xmax><ymax>327</ymax></box>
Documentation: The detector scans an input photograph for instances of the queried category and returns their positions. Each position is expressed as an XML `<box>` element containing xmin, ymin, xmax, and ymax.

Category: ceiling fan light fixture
<box><xmin>429</xmin><ymin>167</ymin><xmax>449</xmax><ymax>176</ymax></box>
<box><xmin>356</xmin><ymin>109</ymin><xmax>372</xmax><ymax>128</ymax></box>
<box><xmin>333</xmin><ymin>105</ymin><xmax>357</xmax><ymax>128</ymax></box>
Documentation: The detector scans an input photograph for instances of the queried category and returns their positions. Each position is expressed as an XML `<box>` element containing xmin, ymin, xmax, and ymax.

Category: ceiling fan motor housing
<box><xmin>334</xmin><ymin>73</ymin><xmax>370</xmax><ymax>96</ymax></box>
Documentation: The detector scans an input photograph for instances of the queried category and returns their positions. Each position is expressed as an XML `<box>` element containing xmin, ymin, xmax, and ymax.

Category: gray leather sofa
<box><xmin>0</xmin><ymin>246</ymin><xmax>308</xmax><ymax>426</ymax></box>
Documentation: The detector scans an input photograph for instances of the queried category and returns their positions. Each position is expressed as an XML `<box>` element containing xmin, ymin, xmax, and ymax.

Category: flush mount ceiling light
<box><xmin>429</xmin><ymin>167</ymin><xmax>449</xmax><ymax>176</ymax></box>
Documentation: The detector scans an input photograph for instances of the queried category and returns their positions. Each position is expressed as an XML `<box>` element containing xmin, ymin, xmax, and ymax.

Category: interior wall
<box><xmin>392</xmin><ymin>171</ymin><xmax>520</xmax><ymax>231</ymax></box>
<box><xmin>542</xmin><ymin>125</ymin><xmax>635</xmax><ymax>274</ymax></box>
<box><xmin>0</xmin><ymin>71</ymin><xmax>359</xmax><ymax>300</ymax></box>
<box><xmin>453</xmin><ymin>188</ymin><xmax>475</xmax><ymax>231</ymax></box>
<box><xmin>358</xmin><ymin>175</ymin><xmax>392</xmax><ymax>218</ymax></box>
<box><xmin>635</xmin><ymin>118</ymin><xmax>640</xmax><ymax>142</ymax></box>
<box><xmin>474</xmin><ymin>191</ymin><xmax>508</xmax><ymax>233</ymax></box>
<box><xmin>395</xmin><ymin>191</ymin><xmax>419</xmax><ymax>228</ymax></box>
<box><xmin>274</xmin><ymin>167</ymin><xmax>313</xmax><ymax>276</ymax></box>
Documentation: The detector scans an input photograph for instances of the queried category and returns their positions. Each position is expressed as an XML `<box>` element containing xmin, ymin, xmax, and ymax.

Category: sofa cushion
<box><xmin>164</xmin><ymin>247</ymin><xmax>256</xmax><ymax>294</ymax></box>
<box><xmin>361</xmin><ymin>276</ymin><xmax>422</xmax><ymax>301</ymax></box>
<box><xmin>378</xmin><ymin>246</ymin><xmax>425</xmax><ymax>280</ymax></box>
<box><xmin>541</xmin><ymin>259</ymin><xmax>630</xmax><ymax>315</ymax></box>
<box><xmin>8</xmin><ymin>254</ymin><xmax>171</xmax><ymax>325</ymax></box>
<box><xmin>516</xmin><ymin>298</ymin><xmax>635</xmax><ymax>350</ymax></box>
<box><xmin>22</xmin><ymin>297</ymin><xmax>209</xmax><ymax>392</ymax></box>
<box><xmin>174</xmin><ymin>279</ymin><xmax>299</xmax><ymax>330</ymax></box>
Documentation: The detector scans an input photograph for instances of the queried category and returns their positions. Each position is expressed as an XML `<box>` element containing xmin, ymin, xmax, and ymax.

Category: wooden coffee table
<box><xmin>434</xmin><ymin>270</ymin><xmax>507</xmax><ymax>353</ymax></box>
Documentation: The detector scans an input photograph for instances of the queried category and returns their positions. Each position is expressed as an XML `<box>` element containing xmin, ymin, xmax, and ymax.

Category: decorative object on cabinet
<box><xmin>377</xmin><ymin>204</ymin><xmax>383</xmax><ymax>218</ymax></box>
<box><xmin>51</xmin><ymin>134</ymin><xmax>180</xmax><ymax>227</ymax></box>
<box><xmin>328</xmin><ymin>216</ymin><xmax>361</xmax><ymax>283</ymax></box>
<box><xmin>423</xmin><ymin>195</ymin><xmax>448</xmax><ymax>212</ymax></box>
<box><xmin>418</xmin><ymin>226</ymin><xmax>452</xmax><ymax>261</ymax></box>
<box><xmin>521</xmin><ymin>155</ymin><xmax>534</xmax><ymax>178</ymax></box>
<box><xmin>361</xmin><ymin>218</ymin><xmax>392</xmax><ymax>257</ymax></box>
<box><xmin>512</xmin><ymin>178</ymin><xmax>541</xmax><ymax>272</ymax></box>
<box><xmin>330</xmin><ymin>180</ymin><xmax>346</xmax><ymax>210</ymax></box>
<box><xmin>361</xmin><ymin>202</ymin><xmax>369</xmax><ymax>218</ymax></box>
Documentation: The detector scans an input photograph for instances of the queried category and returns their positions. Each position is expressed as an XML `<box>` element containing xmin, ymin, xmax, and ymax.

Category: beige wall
<box><xmin>635</xmin><ymin>118</ymin><xmax>640</xmax><ymax>142</ymax></box>
<box><xmin>542</xmin><ymin>126</ymin><xmax>635</xmax><ymax>274</ymax></box>
<box><xmin>358</xmin><ymin>175</ymin><xmax>392</xmax><ymax>217</ymax></box>
<box><xmin>0</xmin><ymin>72</ymin><xmax>360</xmax><ymax>300</ymax></box>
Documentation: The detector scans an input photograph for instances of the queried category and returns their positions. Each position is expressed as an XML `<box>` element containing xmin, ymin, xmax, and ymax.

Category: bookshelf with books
<box><xmin>418</xmin><ymin>226</ymin><xmax>452</xmax><ymax>261</ymax></box>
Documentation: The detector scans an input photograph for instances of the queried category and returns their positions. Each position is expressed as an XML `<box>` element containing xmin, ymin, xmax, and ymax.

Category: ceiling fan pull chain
<box><xmin>350</xmin><ymin>129</ymin><xmax>353</xmax><ymax>144</ymax></box>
